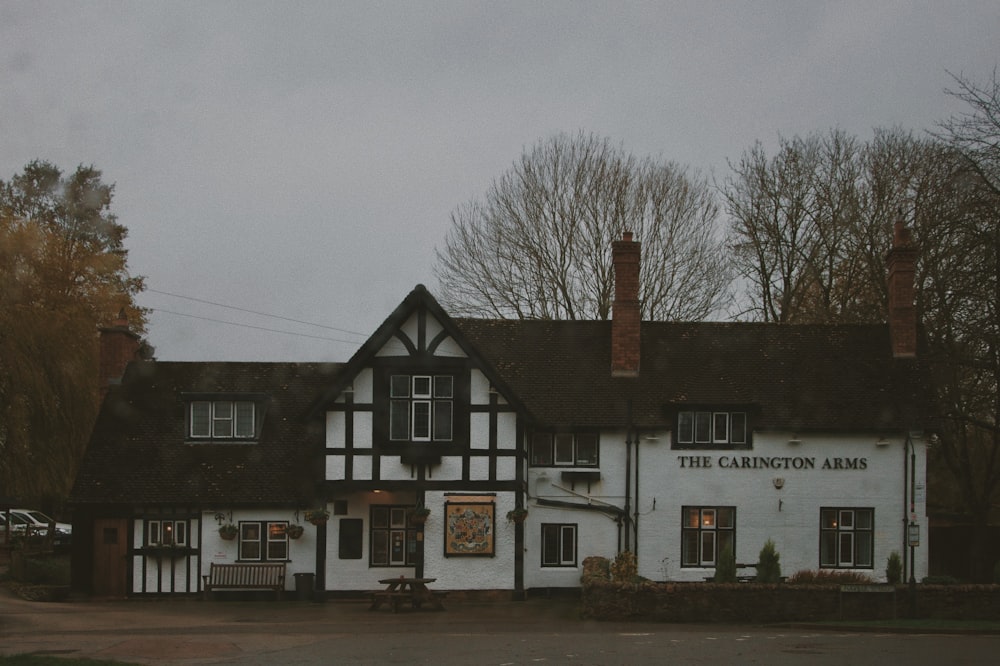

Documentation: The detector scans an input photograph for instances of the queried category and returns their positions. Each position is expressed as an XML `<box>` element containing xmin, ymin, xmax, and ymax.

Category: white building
<box><xmin>71</xmin><ymin>226</ymin><xmax>928</xmax><ymax>597</ymax></box>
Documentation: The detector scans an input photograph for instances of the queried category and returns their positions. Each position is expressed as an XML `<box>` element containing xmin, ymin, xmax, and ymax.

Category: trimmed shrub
<box><xmin>582</xmin><ymin>556</ymin><xmax>611</xmax><ymax>585</ymax></box>
<box><xmin>786</xmin><ymin>569</ymin><xmax>874</xmax><ymax>585</ymax></box>
<box><xmin>756</xmin><ymin>539</ymin><xmax>782</xmax><ymax>583</ymax></box>
<box><xmin>714</xmin><ymin>543</ymin><xmax>737</xmax><ymax>583</ymax></box>
<box><xmin>886</xmin><ymin>551</ymin><xmax>902</xmax><ymax>584</ymax></box>
<box><xmin>13</xmin><ymin>554</ymin><xmax>71</xmax><ymax>585</ymax></box>
<box><xmin>610</xmin><ymin>551</ymin><xmax>637</xmax><ymax>583</ymax></box>
<box><xmin>921</xmin><ymin>575</ymin><xmax>960</xmax><ymax>585</ymax></box>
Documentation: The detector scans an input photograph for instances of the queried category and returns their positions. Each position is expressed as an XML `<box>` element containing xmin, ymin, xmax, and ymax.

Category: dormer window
<box><xmin>189</xmin><ymin>400</ymin><xmax>257</xmax><ymax>439</ymax></box>
<box><xmin>390</xmin><ymin>375</ymin><xmax>453</xmax><ymax>442</ymax></box>
<box><xmin>674</xmin><ymin>409</ymin><xmax>750</xmax><ymax>449</ymax></box>
<box><xmin>530</xmin><ymin>432</ymin><xmax>599</xmax><ymax>467</ymax></box>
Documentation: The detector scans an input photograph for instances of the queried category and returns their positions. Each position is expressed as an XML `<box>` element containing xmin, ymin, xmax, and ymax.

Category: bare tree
<box><xmin>434</xmin><ymin>132</ymin><xmax>730</xmax><ymax>321</ymax></box>
<box><xmin>925</xmin><ymin>69</ymin><xmax>1000</xmax><ymax>580</ymax></box>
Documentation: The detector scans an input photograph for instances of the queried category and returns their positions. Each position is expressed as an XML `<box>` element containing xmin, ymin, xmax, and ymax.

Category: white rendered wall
<box><xmin>199</xmin><ymin>508</ymin><xmax>317</xmax><ymax>590</ymax></box>
<box><xmin>634</xmin><ymin>432</ymin><xmax>929</xmax><ymax>583</ymax></box>
<box><xmin>422</xmin><ymin>490</ymin><xmax>517</xmax><ymax>591</ymax></box>
<box><xmin>523</xmin><ymin>429</ymin><xmax>628</xmax><ymax>588</ymax></box>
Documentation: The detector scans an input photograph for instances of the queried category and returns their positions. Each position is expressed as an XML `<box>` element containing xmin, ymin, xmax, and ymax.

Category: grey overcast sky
<box><xmin>2</xmin><ymin>1</ymin><xmax>997</xmax><ymax>361</ymax></box>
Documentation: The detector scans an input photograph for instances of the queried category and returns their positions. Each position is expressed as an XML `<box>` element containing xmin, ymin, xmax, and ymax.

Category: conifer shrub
<box><xmin>756</xmin><ymin>539</ymin><xmax>782</xmax><ymax>583</ymax></box>
<box><xmin>714</xmin><ymin>543</ymin><xmax>737</xmax><ymax>583</ymax></box>
<box><xmin>886</xmin><ymin>551</ymin><xmax>902</xmax><ymax>584</ymax></box>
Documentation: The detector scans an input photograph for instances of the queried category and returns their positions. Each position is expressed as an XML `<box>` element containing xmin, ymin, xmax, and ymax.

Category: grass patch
<box><xmin>0</xmin><ymin>657</ymin><xmax>140</xmax><ymax>665</ymax></box>
<box><xmin>816</xmin><ymin>618</ymin><xmax>1000</xmax><ymax>632</ymax></box>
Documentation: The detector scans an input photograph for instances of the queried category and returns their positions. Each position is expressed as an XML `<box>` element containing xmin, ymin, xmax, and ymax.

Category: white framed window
<box><xmin>676</xmin><ymin>411</ymin><xmax>748</xmax><ymax>447</ymax></box>
<box><xmin>541</xmin><ymin>524</ymin><xmax>577</xmax><ymax>567</ymax></box>
<box><xmin>389</xmin><ymin>375</ymin><xmax>453</xmax><ymax>442</ymax></box>
<box><xmin>530</xmin><ymin>432</ymin><xmax>599</xmax><ymax>467</ymax></box>
<box><xmin>681</xmin><ymin>506</ymin><xmax>735</xmax><ymax>567</ymax></box>
<box><xmin>238</xmin><ymin>521</ymin><xmax>288</xmax><ymax>561</ymax></box>
<box><xmin>820</xmin><ymin>508</ymin><xmax>873</xmax><ymax>569</ymax></box>
<box><xmin>370</xmin><ymin>506</ymin><xmax>418</xmax><ymax>567</ymax></box>
<box><xmin>147</xmin><ymin>520</ymin><xmax>187</xmax><ymax>546</ymax></box>
<box><xmin>190</xmin><ymin>400</ymin><xmax>256</xmax><ymax>439</ymax></box>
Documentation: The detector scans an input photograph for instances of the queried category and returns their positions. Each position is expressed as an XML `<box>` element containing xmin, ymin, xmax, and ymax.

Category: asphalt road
<box><xmin>2</xmin><ymin>589</ymin><xmax>999</xmax><ymax>665</ymax></box>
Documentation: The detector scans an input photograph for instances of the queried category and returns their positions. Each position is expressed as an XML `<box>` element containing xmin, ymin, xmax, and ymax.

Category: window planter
<box><xmin>506</xmin><ymin>508</ymin><xmax>529</xmax><ymax>524</ymax></box>
<box><xmin>141</xmin><ymin>545</ymin><xmax>194</xmax><ymax>558</ymax></box>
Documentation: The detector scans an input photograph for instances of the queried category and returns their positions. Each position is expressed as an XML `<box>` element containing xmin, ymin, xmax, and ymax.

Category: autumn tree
<box><xmin>434</xmin><ymin>132</ymin><xmax>731</xmax><ymax>321</ymax></box>
<box><xmin>0</xmin><ymin>161</ymin><xmax>145</xmax><ymax>508</ymax></box>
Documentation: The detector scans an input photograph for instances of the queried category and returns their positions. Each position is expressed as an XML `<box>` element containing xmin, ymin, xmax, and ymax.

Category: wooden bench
<box><xmin>203</xmin><ymin>562</ymin><xmax>286</xmax><ymax>600</ymax></box>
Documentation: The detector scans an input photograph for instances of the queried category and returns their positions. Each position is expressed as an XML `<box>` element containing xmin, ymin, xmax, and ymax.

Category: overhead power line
<box><xmin>145</xmin><ymin>288</ymin><xmax>368</xmax><ymax>338</ymax></box>
<box><xmin>150</xmin><ymin>308</ymin><xmax>366</xmax><ymax>347</ymax></box>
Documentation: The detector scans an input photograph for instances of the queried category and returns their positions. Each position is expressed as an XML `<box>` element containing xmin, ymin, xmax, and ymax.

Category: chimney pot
<box><xmin>887</xmin><ymin>220</ymin><xmax>917</xmax><ymax>358</ymax></box>
<box><xmin>612</xmin><ymin>231</ymin><xmax>641</xmax><ymax>376</ymax></box>
<box><xmin>99</xmin><ymin>312</ymin><xmax>141</xmax><ymax>396</ymax></box>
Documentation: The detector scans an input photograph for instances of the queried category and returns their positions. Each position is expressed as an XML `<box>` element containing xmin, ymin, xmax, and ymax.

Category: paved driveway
<box><xmin>3</xmin><ymin>587</ymin><xmax>1000</xmax><ymax>665</ymax></box>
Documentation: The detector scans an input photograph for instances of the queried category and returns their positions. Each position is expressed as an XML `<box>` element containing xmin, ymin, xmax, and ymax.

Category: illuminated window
<box><xmin>681</xmin><ymin>506</ymin><xmax>735</xmax><ymax>567</ymax></box>
<box><xmin>238</xmin><ymin>521</ymin><xmax>288</xmax><ymax>561</ymax></box>
<box><xmin>147</xmin><ymin>520</ymin><xmax>187</xmax><ymax>546</ymax></box>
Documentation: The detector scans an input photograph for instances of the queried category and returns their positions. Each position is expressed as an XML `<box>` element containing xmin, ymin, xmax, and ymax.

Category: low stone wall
<box><xmin>581</xmin><ymin>581</ymin><xmax>1000</xmax><ymax>623</ymax></box>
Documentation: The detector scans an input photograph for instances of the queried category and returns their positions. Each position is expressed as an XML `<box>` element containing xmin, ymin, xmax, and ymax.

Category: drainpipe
<box><xmin>633</xmin><ymin>430</ymin><xmax>640</xmax><ymax>559</ymax></box>
<box><xmin>902</xmin><ymin>431</ymin><xmax>909</xmax><ymax>580</ymax></box>
<box><xmin>623</xmin><ymin>401</ymin><xmax>632</xmax><ymax>553</ymax></box>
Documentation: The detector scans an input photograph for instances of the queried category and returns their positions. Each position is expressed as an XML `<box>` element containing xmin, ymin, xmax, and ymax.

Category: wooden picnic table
<box><xmin>369</xmin><ymin>577</ymin><xmax>446</xmax><ymax>612</ymax></box>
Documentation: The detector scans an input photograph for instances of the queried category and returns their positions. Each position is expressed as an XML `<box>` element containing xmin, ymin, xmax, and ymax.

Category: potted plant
<box><xmin>506</xmin><ymin>507</ymin><xmax>529</xmax><ymax>524</ymax></box>
<box><xmin>409</xmin><ymin>506</ymin><xmax>431</xmax><ymax>525</ymax></box>
<box><xmin>304</xmin><ymin>508</ymin><xmax>330</xmax><ymax>525</ymax></box>
<box><xmin>286</xmin><ymin>523</ymin><xmax>305</xmax><ymax>539</ymax></box>
<box><xmin>218</xmin><ymin>523</ymin><xmax>238</xmax><ymax>540</ymax></box>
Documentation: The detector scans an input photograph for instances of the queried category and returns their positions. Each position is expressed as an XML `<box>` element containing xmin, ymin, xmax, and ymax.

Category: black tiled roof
<box><xmin>458</xmin><ymin>319</ymin><xmax>928</xmax><ymax>432</ymax></box>
<box><xmin>70</xmin><ymin>362</ymin><xmax>342</xmax><ymax>506</ymax></box>
<box><xmin>72</xmin><ymin>291</ymin><xmax>929</xmax><ymax>507</ymax></box>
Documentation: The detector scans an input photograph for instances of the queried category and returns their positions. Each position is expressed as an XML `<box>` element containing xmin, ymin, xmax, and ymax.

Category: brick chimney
<box><xmin>887</xmin><ymin>219</ymin><xmax>917</xmax><ymax>358</ymax></box>
<box><xmin>611</xmin><ymin>231</ymin><xmax>641</xmax><ymax>376</ymax></box>
<box><xmin>99</xmin><ymin>310</ymin><xmax>141</xmax><ymax>397</ymax></box>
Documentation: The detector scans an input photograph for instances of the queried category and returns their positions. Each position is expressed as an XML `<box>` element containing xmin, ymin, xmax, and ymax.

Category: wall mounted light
<box><xmin>788</xmin><ymin>435</ymin><xmax>801</xmax><ymax>445</ymax></box>
<box><xmin>876</xmin><ymin>437</ymin><xmax>889</xmax><ymax>447</ymax></box>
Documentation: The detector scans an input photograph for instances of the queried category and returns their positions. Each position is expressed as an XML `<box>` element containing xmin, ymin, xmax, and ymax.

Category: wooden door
<box><xmin>92</xmin><ymin>519</ymin><xmax>128</xmax><ymax>597</ymax></box>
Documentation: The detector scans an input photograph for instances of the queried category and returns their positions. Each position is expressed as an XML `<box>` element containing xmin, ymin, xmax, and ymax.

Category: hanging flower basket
<box><xmin>409</xmin><ymin>507</ymin><xmax>431</xmax><ymax>525</ymax></box>
<box><xmin>286</xmin><ymin>524</ymin><xmax>304</xmax><ymax>539</ymax></box>
<box><xmin>219</xmin><ymin>524</ymin><xmax>238</xmax><ymax>540</ymax></box>
<box><xmin>507</xmin><ymin>508</ymin><xmax>529</xmax><ymax>524</ymax></box>
<box><xmin>304</xmin><ymin>509</ymin><xmax>330</xmax><ymax>526</ymax></box>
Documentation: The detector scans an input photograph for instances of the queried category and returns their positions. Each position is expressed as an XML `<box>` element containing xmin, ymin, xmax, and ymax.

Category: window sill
<box><xmin>185</xmin><ymin>439</ymin><xmax>259</xmax><ymax>445</ymax></box>
<box><xmin>560</xmin><ymin>470</ymin><xmax>601</xmax><ymax>492</ymax></box>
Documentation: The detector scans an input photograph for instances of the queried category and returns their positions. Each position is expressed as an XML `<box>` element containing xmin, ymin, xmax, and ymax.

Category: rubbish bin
<box><xmin>293</xmin><ymin>572</ymin><xmax>314</xmax><ymax>601</ymax></box>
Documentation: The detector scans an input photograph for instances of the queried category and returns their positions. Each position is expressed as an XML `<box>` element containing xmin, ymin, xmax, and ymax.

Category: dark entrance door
<box><xmin>92</xmin><ymin>519</ymin><xmax>128</xmax><ymax>597</ymax></box>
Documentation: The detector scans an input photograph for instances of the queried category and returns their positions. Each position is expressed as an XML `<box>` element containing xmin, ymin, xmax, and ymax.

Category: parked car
<box><xmin>0</xmin><ymin>509</ymin><xmax>72</xmax><ymax>549</ymax></box>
